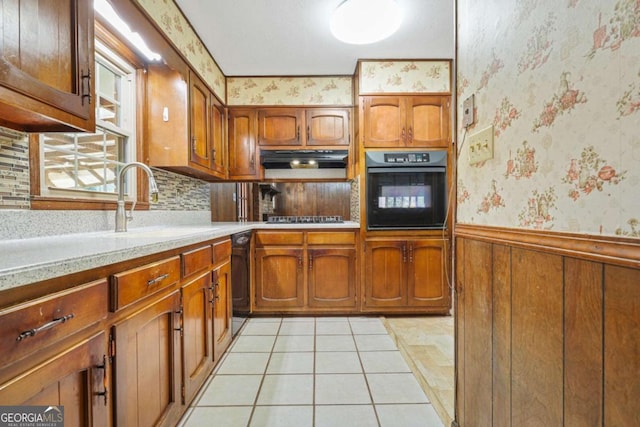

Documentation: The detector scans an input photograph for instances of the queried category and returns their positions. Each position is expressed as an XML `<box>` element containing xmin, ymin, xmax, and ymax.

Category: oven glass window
<box><xmin>367</xmin><ymin>170</ymin><xmax>446</xmax><ymax>230</ymax></box>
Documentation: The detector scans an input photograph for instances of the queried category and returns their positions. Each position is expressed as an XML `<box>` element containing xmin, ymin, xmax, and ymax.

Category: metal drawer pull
<box><xmin>147</xmin><ymin>273</ymin><xmax>170</xmax><ymax>286</ymax></box>
<box><xmin>16</xmin><ymin>313</ymin><xmax>75</xmax><ymax>342</ymax></box>
<box><xmin>95</xmin><ymin>355</ymin><xmax>108</xmax><ymax>406</ymax></box>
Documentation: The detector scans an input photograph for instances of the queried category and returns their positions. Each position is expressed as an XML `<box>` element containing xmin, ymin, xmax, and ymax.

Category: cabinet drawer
<box><xmin>0</xmin><ymin>279</ymin><xmax>108</xmax><ymax>367</ymax></box>
<box><xmin>183</xmin><ymin>245</ymin><xmax>212</xmax><ymax>278</ymax></box>
<box><xmin>307</xmin><ymin>231</ymin><xmax>355</xmax><ymax>245</ymax></box>
<box><xmin>256</xmin><ymin>231</ymin><xmax>304</xmax><ymax>246</ymax></box>
<box><xmin>110</xmin><ymin>256</ymin><xmax>181</xmax><ymax>311</ymax></box>
<box><xmin>213</xmin><ymin>239</ymin><xmax>232</xmax><ymax>265</ymax></box>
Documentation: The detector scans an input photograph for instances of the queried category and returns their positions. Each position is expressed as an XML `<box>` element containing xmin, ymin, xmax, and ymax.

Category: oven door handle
<box><xmin>366</xmin><ymin>167</ymin><xmax>446</xmax><ymax>174</ymax></box>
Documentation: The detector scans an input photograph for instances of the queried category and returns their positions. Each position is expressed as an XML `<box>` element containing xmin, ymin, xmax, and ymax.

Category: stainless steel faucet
<box><xmin>115</xmin><ymin>162</ymin><xmax>160</xmax><ymax>232</ymax></box>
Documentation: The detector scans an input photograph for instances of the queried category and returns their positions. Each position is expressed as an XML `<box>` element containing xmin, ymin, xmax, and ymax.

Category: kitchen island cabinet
<box><xmin>363</xmin><ymin>237</ymin><xmax>450</xmax><ymax>313</ymax></box>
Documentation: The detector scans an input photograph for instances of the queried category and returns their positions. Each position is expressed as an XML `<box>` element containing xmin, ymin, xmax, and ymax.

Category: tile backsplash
<box><xmin>0</xmin><ymin>129</ymin><xmax>29</xmax><ymax>209</ymax></box>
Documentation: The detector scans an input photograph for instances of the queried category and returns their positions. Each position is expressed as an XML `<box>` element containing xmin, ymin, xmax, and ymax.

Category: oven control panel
<box><xmin>384</xmin><ymin>152</ymin><xmax>430</xmax><ymax>163</ymax></box>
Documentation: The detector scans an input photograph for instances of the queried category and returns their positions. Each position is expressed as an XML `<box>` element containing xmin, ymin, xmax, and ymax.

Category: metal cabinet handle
<box><xmin>402</xmin><ymin>245</ymin><xmax>407</xmax><ymax>263</ymax></box>
<box><xmin>306</xmin><ymin>125</ymin><xmax>310</xmax><ymax>141</ymax></box>
<box><xmin>408</xmin><ymin>243</ymin><xmax>414</xmax><ymax>263</ymax></box>
<box><xmin>401</xmin><ymin>127</ymin><xmax>406</xmax><ymax>143</ymax></box>
<box><xmin>408</xmin><ymin>126</ymin><xmax>413</xmax><ymax>143</ymax></box>
<box><xmin>147</xmin><ymin>273</ymin><xmax>170</xmax><ymax>286</ymax></box>
<box><xmin>298</xmin><ymin>256</ymin><xmax>302</xmax><ymax>268</ymax></box>
<box><xmin>16</xmin><ymin>313</ymin><xmax>75</xmax><ymax>342</ymax></box>
<box><xmin>297</xmin><ymin>125</ymin><xmax>300</xmax><ymax>142</ymax></box>
<box><xmin>81</xmin><ymin>68</ymin><xmax>92</xmax><ymax>105</ymax></box>
<box><xmin>95</xmin><ymin>355</ymin><xmax>108</xmax><ymax>406</ymax></box>
<box><xmin>211</xmin><ymin>148</ymin><xmax>216</xmax><ymax>162</ymax></box>
<box><xmin>309</xmin><ymin>255</ymin><xmax>313</xmax><ymax>270</ymax></box>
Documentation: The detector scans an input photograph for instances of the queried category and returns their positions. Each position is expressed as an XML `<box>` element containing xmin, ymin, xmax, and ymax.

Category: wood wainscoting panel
<box><xmin>462</xmin><ymin>239</ymin><xmax>493</xmax><ymax>427</ymax></box>
<box><xmin>604</xmin><ymin>265</ymin><xmax>640</xmax><ymax>427</ymax></box>
<box><xmin>492</xmin><ymin>245</ymin><xmax>512</xmax><ymax>425</ymax></box>
<box><xmin>564</xmin><ymin>258</ymin><xmax>603</xmax><ymax>426</ymax></box>
<box><xmin>454</xmin><ymin>224</ymin><xmax>640</xmax><ymax>427</ymax></box>
<box><xmin>454</xmin><ymin>237</ymin><xmax>466</xmax><ymax>427</ymax></box>
<box><xmin>511</xmin><ymin>248</ymin><xmax>563</xmax><ymax>427</ymax></box>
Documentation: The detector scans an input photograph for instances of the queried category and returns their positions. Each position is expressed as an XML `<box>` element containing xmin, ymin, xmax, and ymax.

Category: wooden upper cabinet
<box><xmin>228</xmin><ymin>108</ymin><xmax>259</xmax><ymax>180</ymax></box>
<box><xmin>0</xmin><ymin>0</ymin><xmax>95</xmax><ymax>132</ymax></box>
<box><xmin>210</xmin><ymin>98</ymin><xmax>227</xmax><ymax>177</ymax></box>
<box><xmin>363</xmin><ymin>96</ymin><xmax>450</xmax><ymax>148</ymax></box>
<box><xmin>306</xmin><ymin>109</ymin><xmax>350</xmax><ymax>146</ymax></box>
<box><xmin>147</xmin><ymin>65</ymin><xmax>226</xmax><ymax>181</ymax></box>
<box><xmin>258</xmin><ymin>108</ymin><xmax>304</xmax><ymax>146</ymax></box>
<box><xmin>189</xmin><ymin>71</ymin><xmax>211</xmax><ymax>169</ymax></box>
<box><xmin>258</xmin><ymin>107</ymin><xmax>350</xmax><ymax>147</ymax></box>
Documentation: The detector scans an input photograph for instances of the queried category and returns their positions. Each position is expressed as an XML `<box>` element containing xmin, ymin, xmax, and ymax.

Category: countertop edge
<box><xmin>0</xmin><ymin>222</ymin><xmax>360</xmax><ymax>292</ymax></box>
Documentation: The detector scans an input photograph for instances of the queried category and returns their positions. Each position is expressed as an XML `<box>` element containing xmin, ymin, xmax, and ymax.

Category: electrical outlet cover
<box><xmin>462</xmin><ymin>95</ymin><xmax>475</xmax><ymax>127</ymax></box>
<box><xmin>468</xmin><ymin>125</ymin><xmax>494</xmax><ymax>165</ymax></box>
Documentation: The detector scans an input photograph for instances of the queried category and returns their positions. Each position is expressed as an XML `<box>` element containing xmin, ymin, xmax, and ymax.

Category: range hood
<box><xmin>260</xmin><ymin>149</ymin><xmax>348</xmax><ymax>180</ymax></box>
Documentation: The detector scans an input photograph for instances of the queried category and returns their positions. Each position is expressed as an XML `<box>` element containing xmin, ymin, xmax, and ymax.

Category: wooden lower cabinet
<box><xmin>363</xmin><ymin>238</ymin><xmax>450</xmax><ymax>312</ymax></box>
<box><xmin>253</xmin><ymin>230</ymin><xmax>357</xmax><ymax>313</ymax></box>
<box><xmin>112</xmin><ymin>291</ymin><xmax>182</xmax><ymax>427</ymax></box>
<box><xmin>212</xmin><ymin>260</ymin><xmax>233</xmax><ymax>362</ymax></box>
<box><xmin>255</xmin><ymin>247</ymin><xmax>305</xmax><ymax>309</ymax></box>
<box><xmin>0</xmin><ymin>332</ymin><xmax>108</xmax><ymax>427</ymax></box>
<box><xmin>181</xmin><ymin>271</ymin><xmax>213</xmax><ymax>405</ymax></box>
<box><xmin>308</xmin><ymin>247</ymin><xmax>357</xmax><ymax>308</ymax></box>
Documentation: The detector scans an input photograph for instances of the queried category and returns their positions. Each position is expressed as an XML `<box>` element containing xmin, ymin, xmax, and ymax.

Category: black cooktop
<box><xmin>267</xmin><ymin>215</ymin><xmax>344</xmax><ymax>224</ymax></box>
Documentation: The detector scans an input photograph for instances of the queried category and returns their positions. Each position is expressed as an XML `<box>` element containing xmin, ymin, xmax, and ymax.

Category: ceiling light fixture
<box><xmin>94</xmin><ymin>0</ymin><xmax>162</xmax><ymax>61</ymax></box>
<box><xmin>330</xmin><ymin>0</ymin><xmax>402</xmax><ymax>45</ymax></box>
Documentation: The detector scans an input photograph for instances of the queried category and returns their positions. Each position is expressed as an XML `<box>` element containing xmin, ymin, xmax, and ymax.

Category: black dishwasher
<box><xmin>231</xmin><ymin>231</ymin><xmax>251</xmax><ymax>336</ymax></box>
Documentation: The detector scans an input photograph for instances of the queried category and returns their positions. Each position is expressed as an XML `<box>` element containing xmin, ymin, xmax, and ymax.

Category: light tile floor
<box><xmin>179</xmin><ymin>316</ymin><xmax>444</xmax><ymax>427</ymax></box>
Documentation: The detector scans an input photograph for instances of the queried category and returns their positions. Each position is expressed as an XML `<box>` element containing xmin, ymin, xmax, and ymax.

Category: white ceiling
<box><xmin>174</xmin><ymin>0</ymin><xmax>455</xmax><ymax>76</ymax></box>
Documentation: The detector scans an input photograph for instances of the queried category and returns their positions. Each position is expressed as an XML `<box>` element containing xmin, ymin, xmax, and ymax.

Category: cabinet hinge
<box><xmin>181</xmin><ymin>384</ymin><xmax>185</xmax><ymax>402</ymax></box>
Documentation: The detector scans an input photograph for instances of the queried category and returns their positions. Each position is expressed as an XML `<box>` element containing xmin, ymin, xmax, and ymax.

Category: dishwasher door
<box><xmin>231</xmin><ymin>231</ymin><xmax>251</xmax><ymax>336</ymax></box>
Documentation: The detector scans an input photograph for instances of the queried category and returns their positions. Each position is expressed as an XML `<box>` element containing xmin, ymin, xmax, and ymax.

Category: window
<box><xmin>38</xmin><ymin>40</ymin><xmax>137</xmax><ymax>200</ymax></box>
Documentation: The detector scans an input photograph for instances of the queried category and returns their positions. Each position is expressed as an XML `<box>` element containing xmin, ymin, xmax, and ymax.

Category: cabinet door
<box><xmin>0</xmin><ymin>332</ymin><xmax>108</xmax><ymax>427</ymax></box>
<box><xmin>212</xmin><ymin>261</ymin><xmax>232</xmax><ymax>362</ymax></box>
<box><xmin>210</xmin><ymin>98</ymin><xmax>227</xmax><ymax>177</ymax></box>
<box><xmin>407</xmin><ymin>239</ymin><xmax>450</xmax><ymax>308</ymax></box>
<box><xmin>0</xmin><ymin>0</ymin><xmax>95</xmax><ymax>132</ymax></box>
<box><xmin>362</xmin><ymin>96</ymin><xmax>405</xmax><ymax>147</ymax></box>
<box><xmin>406</xmin><ymin>96</ymin><xmax>450</xmax><ymax>147</ymax></box>
<box><xmin>228</xmin><ymin>109</ymin><xmax>259</xmax><ymax>179</ymax></box>
<box><xmin>364</xmin><ymin>240</ymin><xmax>407</xmax><ymax>307</ymax></box>
<box><xmin>258</xmin><ymin>108</ymin><xmax>304</xmax><ymax>146</ymax></box>
<box><xmin>308</xmin><ymin>247</ymin><xmax>356</xmax><ymax>308</ymax></box>
<box><xmin>189</xmin><ymin>72</ymin><xmax>211</xmax><ymax>169</ymax></box>
<box><xmin>255</xmin><ymin>247</ymin><xmax>305</xmax><ymax>309</ymax></box>
<box><xmin>113</xmin><ymin>291</ymin><xmax>182</xmax><ymax>427</ymax></box>
<box><xmin>181</xmin><ymin>272</ymin><xmax>213</xmax><ymax>404</ymax></box>
<box><xmin>305</xmin><ymin>108</ymin><xmax>350</xmax><ymax>146</ymax></box>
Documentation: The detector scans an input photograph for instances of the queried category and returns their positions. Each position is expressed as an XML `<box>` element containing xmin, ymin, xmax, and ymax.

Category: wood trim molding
<box><xmin>454</xmin><ymin>223</ymin><xmax>640</xmax><ymax>269</ymax></box>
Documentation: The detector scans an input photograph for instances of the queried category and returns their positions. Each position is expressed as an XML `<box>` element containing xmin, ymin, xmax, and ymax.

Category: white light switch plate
<box><xmin>468</xmin><ymin>125</ymin><xmax>494</xmax><ymax>165</ymax></box>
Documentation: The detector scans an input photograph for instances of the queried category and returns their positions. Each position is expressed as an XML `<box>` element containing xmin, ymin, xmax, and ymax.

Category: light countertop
<box><xmin>0</xmin><ymin>222</ymin><xmax>359</xmax><ymax>292</ymax></box>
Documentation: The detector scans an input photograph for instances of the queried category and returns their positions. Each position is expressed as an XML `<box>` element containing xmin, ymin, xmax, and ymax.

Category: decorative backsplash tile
<box><xmin>350</xmin><ymin>176</ymin><xmax>360</xmax><ymax>223</ymax></box>
<box><xmin>0</xmin><ymin>129</ymin><xmax>29</xmax><ymax>209</ymax></box>
<box><xmin>227</xmin><ymin>76</ymin><xmax>353</xmax><ymax>106</ymax></box>
<box><xmin>359</xmin><ymin>60</ymin><xmax>451</xmax><ymax>94</ymax></box>
<box><xmin>456</xmin><ymin>0</ymin><xmax>639</xmax><ymax>238</ymax></box>
<box><xmin>152</xmin><ymin>169</ymin><xmax>211</xmax><ymax>211</ymax></box>
<box><xmin>136</xmin><ymin>0</ymin><xmax>226</xmax><ymax>101</ymax></box>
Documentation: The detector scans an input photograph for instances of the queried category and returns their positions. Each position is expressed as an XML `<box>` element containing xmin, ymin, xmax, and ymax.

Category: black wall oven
<box><xmin>366</xmin><ymin>150</ymin><xmax>447</xmax><ymax>230</ymax></box>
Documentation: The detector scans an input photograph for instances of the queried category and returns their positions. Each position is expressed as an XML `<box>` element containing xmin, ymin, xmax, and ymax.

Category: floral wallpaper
<box><xmin>456</xmin><ymin>0</ymin><xmax>640</xmax><ymax>238</ymax></box>
<box><xmin>227</xmin><ymin>77</ymin><xmax>353</xmax><ymax>106</ymax></box>
<box><xmin>359</xmin><ymin>60</ymin><xmax>451</xmax><ymax>94</ymax></box>
<box><xmin>136</xmin><ymin>0</ymin><xmax>226</xmax><ymax>100</ymax></box>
